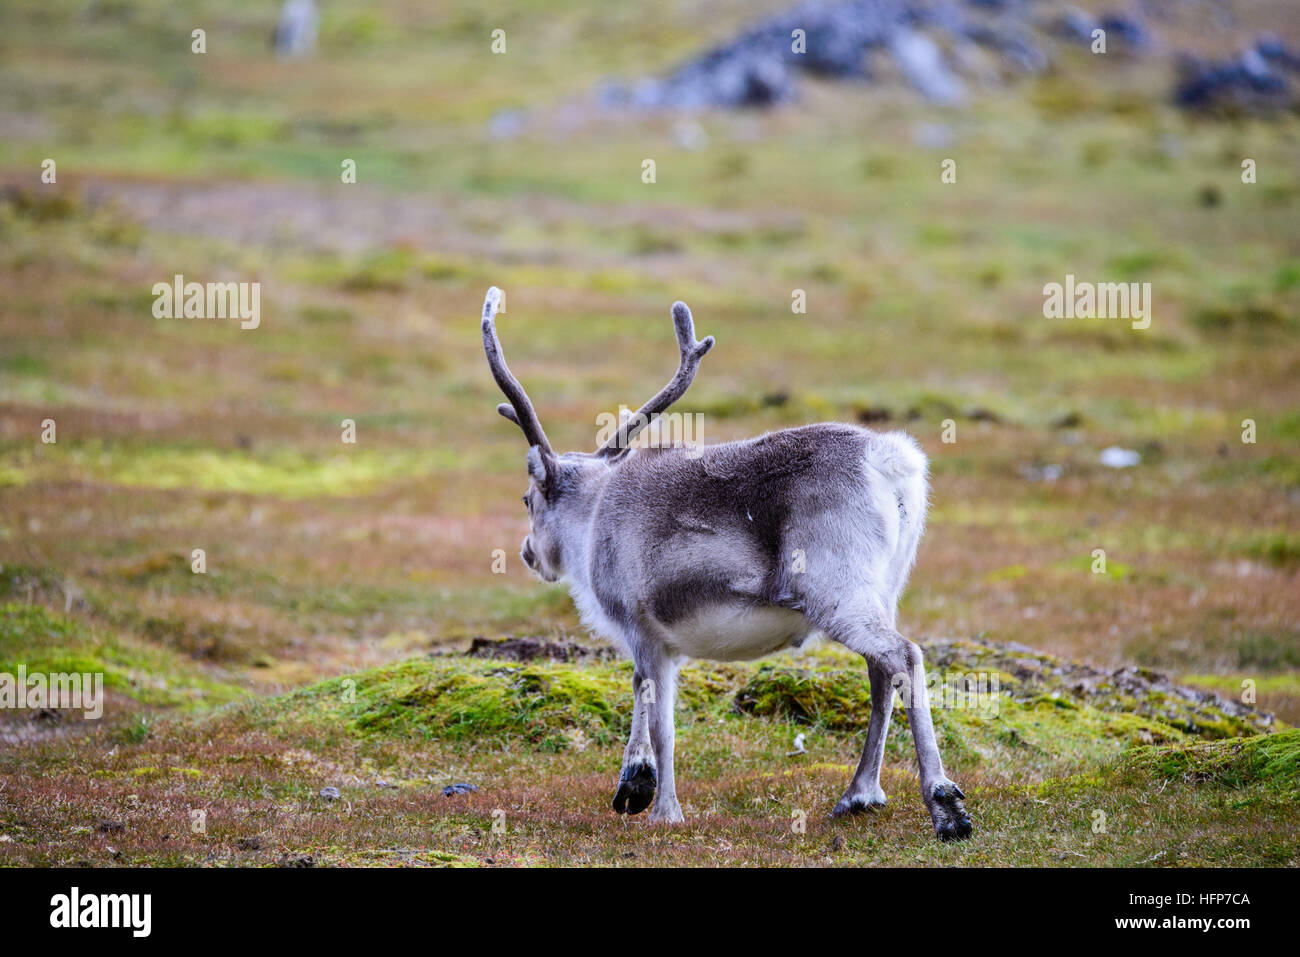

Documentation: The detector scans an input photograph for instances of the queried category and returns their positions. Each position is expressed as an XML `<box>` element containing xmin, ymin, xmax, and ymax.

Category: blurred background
<box><xmin>1</xmin><ymin>0</ymin><xmax>1297</xmax><ymax>723</ymax></box>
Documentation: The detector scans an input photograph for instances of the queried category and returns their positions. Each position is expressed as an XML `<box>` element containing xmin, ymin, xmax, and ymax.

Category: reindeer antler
<box><xmin>481</xmin><ymin>287</ymin><xmax>555</xmax><ymax>456</ymax></box>
<box><xmin>596</xmin><ymin>301</ymin><xmax>714</xmax><ymax>457</ymax></box>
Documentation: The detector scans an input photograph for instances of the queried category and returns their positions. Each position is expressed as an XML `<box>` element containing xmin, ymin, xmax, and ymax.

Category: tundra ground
<box><xmin>0</xmin><ymin>1</ymin><xmax>1297</xmax><ymax>865</ymax></box>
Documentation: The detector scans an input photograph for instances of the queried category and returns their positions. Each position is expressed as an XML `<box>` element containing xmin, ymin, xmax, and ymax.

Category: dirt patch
<box><xmin>464</xmin><ymin>635</ymin><xmax>617</xmax><ymax>664</ymax></box>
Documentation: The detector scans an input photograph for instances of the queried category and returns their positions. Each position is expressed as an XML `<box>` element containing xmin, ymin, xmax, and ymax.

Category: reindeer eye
<box><xmin>522</xmin><ymin>495</ymin><xmax>531</xmax><ymax>513</ymax></box>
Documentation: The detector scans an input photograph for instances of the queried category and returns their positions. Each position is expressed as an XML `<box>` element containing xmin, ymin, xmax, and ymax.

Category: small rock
<box><xmin>1175</xmin><ymin>46</ymin><xmax>1293</xmax><ymax>113</ymax></box>
<box><xmin>319</xmin><ymin>786</ymin><xmax>341</xmax><ymax>801</ymax></box>
<box><xmin>890</xmin><ymin>31</ymin><xmax>966</xmax><ymax>105</ymax></box>
<box><xmin>273</xmin><ymin>0</ymin><xmax>319</xmax><ymax>60</ymax></box>
<box><xmin>489</xmin><ymin>109</ymin><xmax>526</xmax><ymax>141</ymax></box>
<box><xmin>1021</xmin><ymin>464</ymin><xmax>1063</xmax><ymax>482</ymax></box>
<box><xmin>1255</xmin><ymin>33</ymin><xmax>1300</xmax><ymax>71</ymax></box>
<box><xmin>442</xmin><ymin>783</ymin><xmax>479</xmax><ymax>797</ymax></box>
<box><xmin>1054</xmin><ymin>8</ymin><xmax>1098</xmax><ymax>44</ymax></box>
<box><xmin>965</xmin><ymin>407</ymin><xmax>1001</xmax><ymax>423</ymax></box>
<box><xmin>856</xmin><ymin>405</ymin><xmax>892</xmax><ymax>424</ymax></box>
<box><xmin>1050</xmin><ymin>411</ymin><xmax>1083</xmax><ymax>429</ymax></box>
<box><xmin>672</xmin><ymin>119</ymin><xmax>709</xmax><ymax>152</ymax></box>
<box><xmin>912</xmin><ymin>122</ymin><xmax>955</xmax><ymax>150</ymax></box>
<box><xmin>1099</xmin><ymin>13</ymin><xmax>1151</xmax><ymax>51</ymax></box>
<box><xmin>831</xmin><ymin>834</ymin><xmax>846</xmax><ymax>852</ymax></box>
<box><xmin>235</xmin><ymin>836</ymin><xmax>263</xmax><ymax>851</ymax></box>
<box><xmin>1099</xmin><ymin>446</ymin><xmax>1140</xmax><ymax>468</ymax></box>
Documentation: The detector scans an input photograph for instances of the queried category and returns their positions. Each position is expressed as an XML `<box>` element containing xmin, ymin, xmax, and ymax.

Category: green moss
<box><xmin>0</xmin><ymin>440</ymin><xmax>462</xmax><ymax>498</ymax></box>
<box><xmin>338</xmin><ymin>248</ymin><xmax>418</xmax><ymax>293</ymax></box>
<box><xmin>1</xmin><ymin>186</ymin><xmax>80</xmax><ymax>222</ymax></box>
<box><xmin>236</xmin><ymin>654</ymin><xmax>788</xmax><ymax>752</ymax></box>
<box><xmin>733</xmin><ymin>663</ymin><xmax>870</xmax><ymax>731</ymax></box>
<box><xmin>730</xmin><ymin>638</ymin><xmax>1266</xmax><ymax>769</ymax></box>
<box><xmin>927</xmin><ymin>639</ymin><xmax>1271</xmax><ymax>739</ymax></box>
<box><xmin>271</xmin><ymin>657</ymin><xmax>636</xmax><ymax>751</ymax></box>
<box><xmin>0</xmin><ymin>602</ymin><xmax>246</xmax><ymax>711</ymax></box>
<box><xmin>1240</xmin><ymin>532</ymin><xmax>1300</xmax><ymax>567</ymax></box>
<box><xmin>984</xmin><ymin>564</ymin><xmax>1028</xmax><ymax>583</ymax></box>
<box><xmin>1120</xmin><ymin>729</ymin><xmax>1300</xmax><ymax>796</ymax></box>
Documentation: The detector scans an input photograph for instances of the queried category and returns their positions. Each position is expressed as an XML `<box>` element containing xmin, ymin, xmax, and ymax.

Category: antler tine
<box><xmin>481</xmin><ymin>287</ymin><xmax>554</xmax><ymax>455</ymax></box>
<box><xmin>596</xmin><ymin>300</ymin><xmax>714</xmax><ymax>457</ymax></box>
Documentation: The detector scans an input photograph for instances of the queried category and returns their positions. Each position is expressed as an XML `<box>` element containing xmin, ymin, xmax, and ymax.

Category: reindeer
<box><xmin>480</xmin><ymin>287</ymin><xmax>972</xmax><ymax>840</ymax></box>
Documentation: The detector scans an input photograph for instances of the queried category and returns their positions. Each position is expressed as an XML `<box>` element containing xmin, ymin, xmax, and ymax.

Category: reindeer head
<box><xmin>480</xmin><ymin>286</ymin><xmax>714</xmax><ymax>582</ymax></box>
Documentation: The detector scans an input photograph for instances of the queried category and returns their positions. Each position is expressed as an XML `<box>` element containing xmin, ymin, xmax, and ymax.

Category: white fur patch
<box><xmin>869</xmin><ymin>431</ymin><xmax>928</xmax><ymax>481</ymax></box>
<box><xmin>667</xmin><ymin>604</ymin><xmax>810</xmax><ymax>661</ymax></box>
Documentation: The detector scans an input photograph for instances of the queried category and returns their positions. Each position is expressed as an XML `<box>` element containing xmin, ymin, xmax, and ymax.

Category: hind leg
<box><xmin>824</xmin><ymin>609</ymin><xmax>972</xmax><ymax>841</ymax></box>
<box><xmin>832</xmin><ymin>659</ymin><xmax>893</xmax><ymax>815</ymax></box>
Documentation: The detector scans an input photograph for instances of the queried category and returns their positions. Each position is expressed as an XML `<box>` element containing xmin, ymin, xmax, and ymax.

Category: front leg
<box><xmin>645</xmin><ymin>656</ymin><xmax>683</xmax><ymax>823</ymax></box>
<box><xmin>613</xmin><ymin>669</ymin><xmax>657</xmax><ymax>815</ymax></box>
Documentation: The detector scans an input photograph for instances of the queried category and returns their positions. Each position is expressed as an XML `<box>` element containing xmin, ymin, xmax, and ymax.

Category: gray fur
<box><xmin>481</xmin><ymin>288</ymin><xmax>971</xmax><ymax>840</ymax></box>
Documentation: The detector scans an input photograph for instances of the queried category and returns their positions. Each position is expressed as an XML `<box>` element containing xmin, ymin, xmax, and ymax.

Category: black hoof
<box><xmin>936</xmin><ymin>821</ymin><xmax>972</xmax><ymax>842</ymax></box>
<box><xmin>831</xmin><ymin>794</ymin><xmax>886</xmax><ymax>818</ymax></box>
<box><xmin>929</xmin><ymin>782</ymin><xmax>973</xmax><ymax>841</ymax></box>
<box><xmin>613</xmin><ymin>762</ymin><xmax>656</xmax><ymax>815</ymax></box>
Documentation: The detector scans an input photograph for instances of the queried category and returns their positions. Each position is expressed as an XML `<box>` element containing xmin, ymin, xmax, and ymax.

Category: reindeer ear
<box><xmin>526</xmin><ymin>445</ymin><xmax>551</xmax><ymax>486</ymax></box>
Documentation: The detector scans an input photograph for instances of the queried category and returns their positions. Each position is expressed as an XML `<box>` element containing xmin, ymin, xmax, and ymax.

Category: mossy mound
<box><xmin>730</xmin><ymin>638</ymin><xmax>1275</xmax><ymax>764</ymax></box>
<box><xmin>256</xmin><ymin>654</ymin><xmax>763</xmax><ymax>753</ymax></box>
<box><xmin>248</xmin><ymin>636</ymin><xmax>1278</xmax><ymax>767</ymax></box>
<box><xmin>270</xmin><ymin>657</ymin><xmax>634</xmax><ymax>752</ymax></box>
<box><xmin>733</xmin><ymin>662</ymin><xmax>869</xmax><ymax>731</ymax></box>
<box><xmin>924</xmin><ymin>639</ymin><xmax>1273</xmax><ymax>738</ymax></box>
<box><xmin>732</xmin><ymin>659</ymin><xmax>1189</xmax><ymax>767</ymax></box>
<box><xmin>355</xmin><ymin>660</ymin><xmax>628</xmax><ymax>751</ymax></box>
<box><xmin>0</xmin><ymin>602</ymin><xmax>245</xmax><ymax>713</ymax></box>
<box><xmin>1120</xmin><ymin>728</ymin><xmax>1300</xmax><ymax>796</ymax></box>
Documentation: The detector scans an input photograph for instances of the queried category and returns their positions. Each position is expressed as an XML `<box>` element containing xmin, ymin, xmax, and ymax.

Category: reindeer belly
<box><xmin>666</xmin><ymin>604</ymin><xmax>811</xmax><ymax>661</ymax></box>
